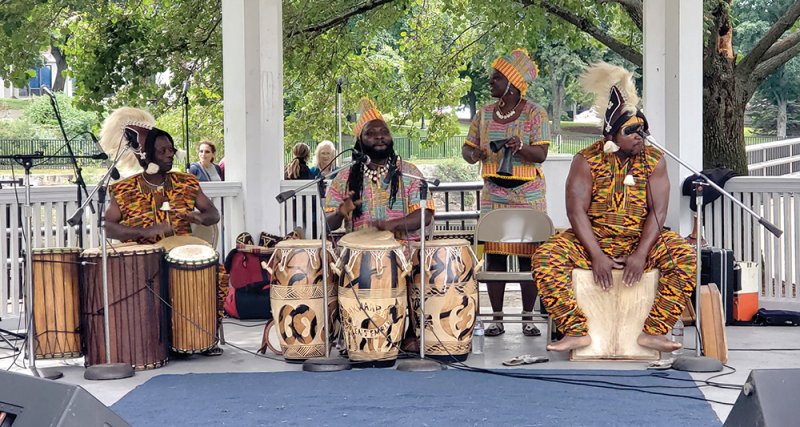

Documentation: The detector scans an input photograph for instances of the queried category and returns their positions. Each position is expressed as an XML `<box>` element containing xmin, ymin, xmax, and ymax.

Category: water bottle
<box><xmin>472</xmin><ymin>319</ymin><xmax>485</xmax><ymax>355</ymax></box>
<box><xmin>671</xmin><ymin>318</ymin><xmax>684</xmax><ymax>356</ymax></box>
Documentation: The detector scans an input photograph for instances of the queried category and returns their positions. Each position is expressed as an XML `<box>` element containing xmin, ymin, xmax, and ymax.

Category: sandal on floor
<box><xmin>502</xmin><ymin>354</ymin><xmax>549</xmax><ymax>366</ymax></box>
<box><xmin>484</xmin><ymin>323</ymin><xmax>505</xmax><ymax>337</ymax></box>
<box><xmin>202</xmin><ymin>346</ymin><xmax>224</xmax><ymax>357</ymax></box>
<box><xmin>522</xmin><ymin>323</ymin><xmax>541</xmax><ymax>337</ymax></box>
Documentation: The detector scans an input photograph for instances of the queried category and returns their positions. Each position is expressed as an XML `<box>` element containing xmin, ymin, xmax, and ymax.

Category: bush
<box><xmin>23</xmin><ymin>93</ymin><xmax>99</xmax><ymax>139</ymax></box>
<box><xmin>435</xmin><ymin>158</ymin><xmax>480</xmax><ymax>183</ymax></box>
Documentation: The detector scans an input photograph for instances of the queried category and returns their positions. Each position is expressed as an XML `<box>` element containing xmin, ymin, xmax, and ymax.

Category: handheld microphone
<box><xmin>41</xmin><ymin>86</ymin><xmax>55</xmax><ymax>98</ymax></box>
<box><xmin>383</xmin><ymin>159</ymin><xmax>398</xmax><ymax>185</ymax></box>
<box><xmin>354</xmin><ymin>152</ymin><xmax>370</xmax><ymax>164</ymax></box>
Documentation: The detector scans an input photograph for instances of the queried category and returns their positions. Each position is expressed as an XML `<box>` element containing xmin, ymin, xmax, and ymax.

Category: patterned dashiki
<box><xmin>110</xmin><ymin>171</ymin><xmax>199</xmax><ymax>244</ymax></box>
<box><xmin>532</xmin><ymin>140</ymin><xmax>697</xmax><ymax>336</ymax></box>
<box><xmin>465</xmin><ymin>101</ymin><xmax>550</xmax><ymax>256</ymax></box>
<box><xmin>324</xmin><ymin>161</ymin><xmax>435</xmax><ymax>241</ymax></box>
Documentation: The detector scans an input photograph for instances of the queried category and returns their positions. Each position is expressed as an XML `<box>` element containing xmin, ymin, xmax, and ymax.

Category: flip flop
<box><xmin>484</xmin><ymin>323</ymin><xmax>505</xmax><ymax>337</ymax></box>
<box><xmin>522</xmin><ymin>323</ymin><xmax>541</xmax><ymax>337</ymax></box>
<box><xmin>503</xmin><ymin>354</ymin><xmax>549</xmax><ymax>366</ymax></box>
<box><xmin>202</xmin><ymin>346</ymin><xmax>224</xmax><ymax>357</ymax></box>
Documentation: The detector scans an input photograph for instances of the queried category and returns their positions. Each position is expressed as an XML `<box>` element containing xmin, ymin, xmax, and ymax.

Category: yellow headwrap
<box><xmin>491</xmin><ymin>48</ymin><xmax>539</xmax><ymax>96</ymax></box>
<box><xmin>353</xmin><ymin>97</ymin><xmax>385</xmax><ymax>138</ymax></box>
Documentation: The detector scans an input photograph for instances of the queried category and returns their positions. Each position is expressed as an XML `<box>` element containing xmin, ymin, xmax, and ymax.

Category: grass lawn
<box><xmin>0</xmin><ymin>99</ymin><xmax>33</xmax><ymax>110</ymax></box>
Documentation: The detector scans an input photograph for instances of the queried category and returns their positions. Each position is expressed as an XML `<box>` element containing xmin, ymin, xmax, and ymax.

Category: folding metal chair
<box><xmin>474</xmin><ymin>208</ymin><xmax>555</xmax><ymax>340</ymax></box>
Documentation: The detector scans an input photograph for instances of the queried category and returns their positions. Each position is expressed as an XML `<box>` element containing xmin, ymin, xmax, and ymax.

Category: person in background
<box><xmin>462</xmin><ymin>48</ymin><xmax>551</xmax><ymax>338</ymax></box>
<box><xmin>285</xmin><ymin>142</ymin><xmax>313</xmax><ymax>180</ymax></box>
<box><xmin>189</xmin><ymin>140</ymin><xmax>224</xmax><ymax>181</ymax></box>
<box><xmin>310</xmin><ymin>140</ymin><xmax>337</xmax><ymax>178</ymax></box>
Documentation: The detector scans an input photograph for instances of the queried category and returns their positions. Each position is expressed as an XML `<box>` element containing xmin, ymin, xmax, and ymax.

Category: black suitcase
<box><xmin>688</xmin><ymin>248</ymin><xmax>739</xmax><ymax>325</ymax></box>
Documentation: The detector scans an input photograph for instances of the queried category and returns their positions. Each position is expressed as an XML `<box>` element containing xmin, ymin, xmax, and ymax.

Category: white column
<box><xmin>643</xmin><ymin>0</ymin><xmax>703</xmax><ymax>234</ymax></box>
<box><xmin>222</xmin><ymin>0</ymin><xmax>284</xmax><ymax>238</ymax></box>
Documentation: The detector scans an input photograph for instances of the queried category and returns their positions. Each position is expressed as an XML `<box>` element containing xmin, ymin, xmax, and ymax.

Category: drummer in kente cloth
<box><xmin>531</xmin><ymin>63</ymin><xmax>696</xmax><ymax>353</ymax></box>
<box><xmin>99</xmin><ymin>107</ymin><xmax>224</xmax><ymax>356</ymax></box>
<box><xmin>324</xmin><ymin>98</ymin><xmax>435</xmax><ymax>351</ymax></box>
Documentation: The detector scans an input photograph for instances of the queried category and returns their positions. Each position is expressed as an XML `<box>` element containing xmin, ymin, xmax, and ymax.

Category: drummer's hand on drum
<box><xmin>591</xmin><ymin>253</ymin><xmax>624</xmax><ymax>291</ymax></box>
<box><xmin>617</xmin><ymin>251</ymin><xmax>646</xmax><ymax>287</ymax></box>
<box><xmin>145</xmin><ymin>223</ymin><xmax>175</xmax><ymax>240</ymax></box>
<box><xmin>337</xmin><ymin>191</ymin><xmax>362</xmax><ymax>218</ymax></box>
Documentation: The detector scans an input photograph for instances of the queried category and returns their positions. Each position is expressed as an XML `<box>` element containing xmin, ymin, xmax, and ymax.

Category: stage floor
<box><xmin>4</xmin><ymin>296</ymin><xmax>800</xmax><ymax>424</ymax></box>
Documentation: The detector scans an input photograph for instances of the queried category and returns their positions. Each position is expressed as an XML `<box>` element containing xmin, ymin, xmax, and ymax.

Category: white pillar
<box><xmin>222</xmin><ymin>0</ymin><xmax>284</xmax><ymax>237</ymax></box>
<box><xmin>643</xmin><ymin>0</ymin><xmax>703</xmax><ymax>235</ymax></box>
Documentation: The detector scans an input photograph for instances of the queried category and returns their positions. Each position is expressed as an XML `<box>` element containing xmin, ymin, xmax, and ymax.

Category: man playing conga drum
<box><xmin>324</xmin><ymin>98</ymin><xmax>435</xmax><ymax>352</ymax></box>
<box><xmin>100</xmin><ymin>107</ymin><xmax>223</xmax><ymax>356</ymax></box>
<box><xmin>532</xmin><ymin>63</ymin><xmax>696</xmax><ymax>353</ymax></box>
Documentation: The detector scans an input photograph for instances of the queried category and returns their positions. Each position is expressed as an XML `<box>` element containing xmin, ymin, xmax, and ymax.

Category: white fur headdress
<box><xmin>99</xmin><ymin>107</ymin><xmax>157</xmax><ymax>174</ymax></box>
<box><xmin>579</xmin><ymin>62</ymin><xmax>644</xmax><ymax>152</ymax></box>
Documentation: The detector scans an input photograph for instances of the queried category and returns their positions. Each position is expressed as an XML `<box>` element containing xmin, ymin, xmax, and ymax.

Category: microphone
<box><xmin>353</xmin><ymin>152</ymin><xmax>370</xmax><ymax>164</ymax></box>
<box><xmin>182</xmin><ymin>80</ymin><xmax>189</xmax><ymax>97</ymax></box>
<box><xmin>383</xmin><ymin>160</ymin><xmax>398</xmax><ymax>185</ymax></box>
<box><xmin>124</xmin><ymin>128</ymin><xmax>141</xmax><ymax>150</ymax></box>
<box><xmin>41</xmin><ymin>86</ymin><xmax>55</xmax><ymax>98</ymax></box>
<box><xmin>66</xmin><ymin>207</ymin><xmax>84</xmax><ymax>227</ymax></box>
<box><xmin>336</xmin><ymin>77</ymin><xmax>345</xmax><ymax>93</ymax></box>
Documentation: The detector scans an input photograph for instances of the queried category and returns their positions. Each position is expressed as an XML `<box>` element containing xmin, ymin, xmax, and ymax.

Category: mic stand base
<box><xmin>671</xmin><ymin>354</ymin><xmax>723</xmax><ymax>373</ymax></box>
<box><xmin>301</xmin><ymin>357</ymin><xmax>352</xmax><ymax>372</ymax></box>
<box><xmin>84</xmin><ymin>363</ymin><xmax>135</xmax><ymax>380</ymax></box>
<box><xmin>396</xmin><ymin>358</ymin><xmax>444</xmax><ymax>372</ymax></box>
<box><xmin>35</xmin><ymin>368</ymin><xmax>64</xmax><ymax>380</ymax></box>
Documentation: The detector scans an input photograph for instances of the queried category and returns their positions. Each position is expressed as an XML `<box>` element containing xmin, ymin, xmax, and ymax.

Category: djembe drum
<box><xmin>263</xmin><ymin>239</ymin><xmax>338</xmax><ymax>361</ymax></box>
<box><xmin>165</xmin><ymin>244</ymin><xmax>220</xmax><ymax>354</ymax></box>
<box><xmin>32</xmin><ymin>248</ymin><xmax>82</xmax><ymax>359</ymax></box>
<box><xmin>409</xmin><ymin>239</ymin><xmax>481</xmax><ymax>361</ymax></box>
<box><xmin>333</xmin><ymin>230</ymin><xmax>410</xmax><ymax>365</ymax></box>
<box><xmin>81</xmin><ymin>243</ymin><xmax>169</xmax><ymax>370</ymax></box>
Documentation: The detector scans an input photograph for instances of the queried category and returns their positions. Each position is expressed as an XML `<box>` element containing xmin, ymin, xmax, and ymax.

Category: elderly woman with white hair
<box><xmin>309</xmin><ymin>140</ymin><xmax>337</xmax><ymax>179</ymax></box>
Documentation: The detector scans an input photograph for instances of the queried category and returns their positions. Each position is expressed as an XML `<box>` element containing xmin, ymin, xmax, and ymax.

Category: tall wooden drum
<box><xmin>32</xmin><ymin>248</ymin><xmax>82</xmax><ymax>359</ymax></box>
<box><xmin>409</xmin><ymin>239</ymin><xmax>480</xmax><ymax>361</ymax></box>
<box><xmin>81</xmin><ymin>244</ymin><xmax>169</xmax><ymax>370</ymax></box>
<box><xmin>334</xmin><ymin>230</ymin><xmax>409</xmax><ymax>365</ymax></box>
<box><xmin>265</xmin><ymin>239</ymin><xmax>338</xmax><ymax>361</ymax></box>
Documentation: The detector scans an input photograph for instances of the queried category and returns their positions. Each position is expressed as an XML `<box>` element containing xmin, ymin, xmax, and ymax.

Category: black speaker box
<box><xmin>724</xmin><ymin>369</ymin><xmax>800</xmax><ymax>427</ymax></box>
<box><xmin>0</xmin><ymin>370</ymin><xmax>129</xmax><ymax>427</ymax></box>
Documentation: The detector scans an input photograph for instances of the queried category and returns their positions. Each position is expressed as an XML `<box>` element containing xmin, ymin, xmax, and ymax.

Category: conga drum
<box><xmin>264</xmin><ymin>240</ymin><xmax>338</xmax><ymax>361</ymax></box>
<box><xmin>165</xmin><ymin>244</ymin><xmax>220</xmax><ymax>354</ymax></box>
<box><xmin>334</xmin><ymin>230</ymin><xmax>410</xmax><ymax>365</ymax></box>
<box><xmin>409</xmin><ymin>239</ymin><xmax>481</xmax><ymax>361</ymax></box>
<box><xmin>32</xmin><ymin>248</ymin><xmax>82</xmax><ymax>359</ymax></box>
<box><xmin>81</xmin><ymin>244</ymin><xmax>169</xmax><ymax>370</ymax></box>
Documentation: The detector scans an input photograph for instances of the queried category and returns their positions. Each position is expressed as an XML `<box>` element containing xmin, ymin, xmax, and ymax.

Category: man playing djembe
<box><xmin>532</xmin><ymin>63</ymin><xmax>696</xmax><ymax>353</ymax></box>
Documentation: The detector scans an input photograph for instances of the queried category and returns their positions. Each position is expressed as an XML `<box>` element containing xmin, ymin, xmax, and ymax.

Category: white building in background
<box><xmin>0</xmin><ymin>51</ymin><xmax>74</xmax><ymax>99</ymax></box>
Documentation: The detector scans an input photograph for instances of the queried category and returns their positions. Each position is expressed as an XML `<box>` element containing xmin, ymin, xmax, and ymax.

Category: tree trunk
<box><xmin>467</xmin><ymin>89</ymin><xmax>477</xmax><ymax>120</ymax></box>
<box><xmin>549</xmin><ymin>64</ymin><xmax>564</xmax><ymax>136</ymax></box>
<box><xmin>776</xmin><ymin>97</ymin><xmax>788</xmax><ymax>139</ymax></box>
<box><xmin>50</xmin><ymin>40</ymin><xmax>68</xmax><ymax>92</ymax></box>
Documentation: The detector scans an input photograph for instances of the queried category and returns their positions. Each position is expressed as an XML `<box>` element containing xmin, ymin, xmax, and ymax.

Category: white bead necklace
<box><xmin>363</xmin><ymin>163</ymin><xmax>388</xmax><ymax>184</ymax></box>
<box><xmin>495</xmin><ymin>97</ymin><xmax>522</xmax><ymax>120</ymax></box>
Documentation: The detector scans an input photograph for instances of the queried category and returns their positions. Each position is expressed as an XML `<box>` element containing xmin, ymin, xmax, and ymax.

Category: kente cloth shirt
<box><xmin>110</xmin><ymin>171</ymin><xmax>200</xmax><ymax>244</ymax></box>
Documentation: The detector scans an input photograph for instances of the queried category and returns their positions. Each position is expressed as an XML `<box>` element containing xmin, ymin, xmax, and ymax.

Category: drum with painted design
<box><xmin>409</xmin><ymin>239</ymin><xmax>481</xmax><ymax>361</ymax></box>
<box><xmin>333</xmin><ymin>230</ymin><xmax>410</xmax><ymax>365</ymax></box>
<box><xmin>165</xmin><ymin>244</ymin><xmax>220</xmax><ymax>354</ymax></box>
<box><xmin>32</xmin><ymin>248</ymin><xmax>82</xmax><ymax>359</ymax></box>
<box><xmin>264</xmin><ymin>239</ymin><xmax>338</xmax><ymax>361</ymax></box>
<box><xmin>80</xmin><ymin>244</ymin><xmax>168</xmax><ymax>370</ymax></box>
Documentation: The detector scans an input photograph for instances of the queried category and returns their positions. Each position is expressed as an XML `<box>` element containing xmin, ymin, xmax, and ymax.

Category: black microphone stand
<box><xmin>275</xmin><ymin>158</ymin><xmax>369</xmax><ymax>373</ymax></box>
<box><xmin>182</xmin><ymin>81</ymin><xmax>191</xmax><ymax>171</ymax></box>
<box><xmin>44</xmin><ymin>89</ymin><xmax>94</xmax><ymax>248</ymax></box>
<box><xmin>642</xmin><ymin>134</ymin><xmax>782</xmax><ymax>372</ymax></box>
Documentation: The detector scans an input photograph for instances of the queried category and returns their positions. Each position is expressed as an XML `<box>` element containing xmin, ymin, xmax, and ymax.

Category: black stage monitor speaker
<box><xmin>0</xmin><ymin>370</ymin><xmax>130</xmax><ymax>427</ymax></box>
<box><xmin>724</xmin><ymin>369</ymin><xmax>800</xmax><ymax>427</ymax></box>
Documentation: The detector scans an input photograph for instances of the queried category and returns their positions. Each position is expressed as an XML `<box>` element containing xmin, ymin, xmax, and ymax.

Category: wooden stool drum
<box><xmin>31</xmin><ymin>248</ymin><xmax>82</xmax><ymax>359</ymax></box>
<box><xmin>570</xmin><ymin>268</ymin><xmax>660</xmax><ymax>361</ymax></box>
<box><xmin>408</xmin><ymin>239</ymin><xmax>482</xmax><ymax>361</ymax></box>
<box><xmin>165</xmin><ymin>244</ymin><xmax>220</xmax><ymax>354</ymax></box>
<box><xmin>263</xmin><ymin>239</ymin><xmax>339</xmax><ymax>361</ymax></box>
<box><xmin>333</xmin><ymin>230</ymin><xmax>410</xmax><ymax>365</ymax></box>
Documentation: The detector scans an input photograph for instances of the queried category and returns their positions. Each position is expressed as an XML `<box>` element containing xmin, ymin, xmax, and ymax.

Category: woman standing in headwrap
<box><xmin>285</xmin><ymin>142</ymin><xmax>312</xmax><ymax>179</ymax></box>
<box><xmin>462</xmin><ymin>49</ymin><xmax>551</xmax><ymax>338</ymax></box>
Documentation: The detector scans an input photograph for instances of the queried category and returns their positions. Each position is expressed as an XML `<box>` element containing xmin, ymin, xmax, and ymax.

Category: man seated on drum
<box><xmin>531</xmin><ymin>63</ymin><xmax>696</xmax><ymax>353</ymax></box>
<box><xmin>100</xmin><ymin>107</ymin><xmax>223</xmax><ymax>356</ymax></box>
<box><xmin>324</xmin><ymin>98</ymin><xmax>435</xmax><ymax>350</ymax></box>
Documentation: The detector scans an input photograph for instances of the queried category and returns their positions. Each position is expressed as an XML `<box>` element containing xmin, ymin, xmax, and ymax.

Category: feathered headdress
<box><xmin>99</xmin><ymin>107</ymin><xmax>160</xmax><ymax>175</ymax></box>
<box><xmin>579</xmin><ymin>62</ymin><xmax>647</xmax><ymax>153</ymax></box>
<box><xmin>353</xmin><ymin>97</ymin><xmax>385</xmax><ymax>138</ymax></box>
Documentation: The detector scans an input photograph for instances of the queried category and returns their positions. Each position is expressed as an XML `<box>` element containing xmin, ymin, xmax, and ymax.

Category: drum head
<box><xmin>32</xmin><ymin>247</ymin><xmax>82</xmax><ymax>255</ymax></box>
<box><xmin>275</xmin><ymin>239</ymin><xmax>332</xmax><ymax>250</ymax></box>
<box><xmin>159</xmin><ymin>235</ymin><xmax>211</xmax><ymax>251</ymax></box>
<box><xmin>167</xmin><ymin>244</ymin><xmax>218</xmax><ymax>264</ymax></box>
<box><xmin>81</xmin><ymin>243</ymin><xmax>163</xmax><ymax>257</ymax></box>
<box><xmin>409</xmin><ymin>238</ymin><xmax>470</xmax><ymax>249</ymax></box>
<box><xmin>338</xmin><ymin>229</ymin><xmax>399</xmax><ymax>250</ymax></box>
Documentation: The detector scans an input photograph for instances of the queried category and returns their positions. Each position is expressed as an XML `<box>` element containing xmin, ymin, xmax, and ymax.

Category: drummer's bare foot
<box><xmin>637</xmin><ymin>332</ymin><xmax>682</xmax><ymax>353</ymax></box>
<box><xmin>546</xmin><ymin>335</ymin><xmax>591</xmax><ymax>352</ymax></box>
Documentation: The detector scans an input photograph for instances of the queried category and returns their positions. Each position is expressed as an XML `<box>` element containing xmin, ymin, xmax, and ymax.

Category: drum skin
<box><xmin>267</xmin><ymin>240</ymin><xmax>338</xmax><ymax>361</ymax></box>
<box><xmin>32</xmin><ymin>248</ymin><xmax>82</xmax><ymax>359</ymax></box>
<box><xmin>80</xmin><ymin>244</ymin><xmax>169</xmax><ymax>370</ymax></box>
<box><xmin>409</xmin><ymin>239</ymin><xmax>478</xmax><ymax>361</ymax></box>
